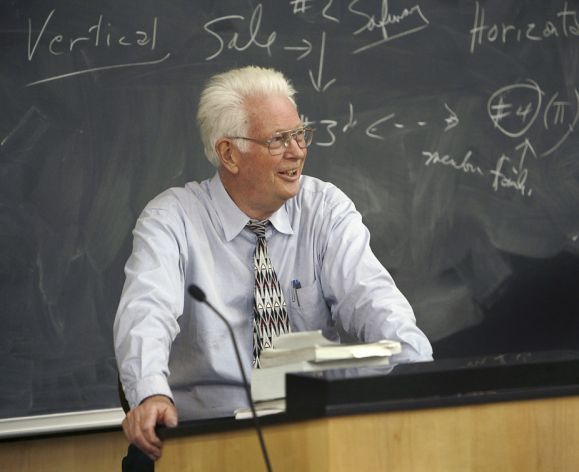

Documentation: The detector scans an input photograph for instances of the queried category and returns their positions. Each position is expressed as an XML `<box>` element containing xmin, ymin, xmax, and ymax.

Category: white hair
<box><xmin>196</xmin><ymin>66</ymin><xmax>297</xmax><ymax>167</ymax></box>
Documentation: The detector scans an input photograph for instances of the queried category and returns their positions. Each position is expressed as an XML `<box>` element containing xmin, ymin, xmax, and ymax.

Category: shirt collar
<box><xmin>209</xmin><ymin>173</ymin><xmax>294</xmax><ymax>241</ymax></box>
<box><xmin>269</xmin><ymin>205</ymin><xmax>293</xmax><ymax>236</ymax></box>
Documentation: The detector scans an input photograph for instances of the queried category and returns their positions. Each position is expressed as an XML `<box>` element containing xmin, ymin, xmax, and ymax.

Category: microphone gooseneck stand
<box><xmin>188</xmin><ymin>284</ymin><xmax>273</xmax><ymax>472</ymax></box>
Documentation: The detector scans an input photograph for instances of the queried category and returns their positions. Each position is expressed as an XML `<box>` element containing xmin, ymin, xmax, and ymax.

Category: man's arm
<box><xmin>114</xmin><ymin>200</ymin><xmax>186</xmax><ymax>457</ymax></box>
<box><xmin>319</xmin><ymin>188</ymin><xmax>433</xmax><ymax>362</ymax></box>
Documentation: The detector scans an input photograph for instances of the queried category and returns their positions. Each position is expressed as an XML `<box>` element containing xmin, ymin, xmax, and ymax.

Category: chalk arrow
<box><xmin>283</xmin><ymin>39</ymin><xmax>312</xmax><ymax>60</ymax></box>
<box><xmin>443</xmin><ymin>103</ymin><xmax>459</xmax><ymax>131</ymax></box>
<box><xmin>308</xmin><ymin>32</ymin><xmax>336</xmax><ymax>92</ymax></box>
<box><xmin>515</xmin><ymin>138</ymin><xmax>537</xmax><ymax>167</ymax></box>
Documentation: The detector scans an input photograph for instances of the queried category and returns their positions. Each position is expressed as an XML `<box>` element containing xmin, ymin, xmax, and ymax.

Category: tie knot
<box><xmin>246</xmin><ymin>219</ymin><xmax>269</xmax><ymax>238</ymax></box>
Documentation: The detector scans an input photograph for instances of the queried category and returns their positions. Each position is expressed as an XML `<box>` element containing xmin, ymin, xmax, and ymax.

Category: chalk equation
<box><xmin>301</xmin><ymin>101</ymin><xmax>459</xmax><ymax>147</ymax></box>
<box><xmin>25</xmin><ymin>9</ymin><xmax>170</xmax><ymax>87</ymax></box>
<box><xmin>424</xmin><ymin>81</ymin><xmax>578</xmax><ymax>198</ymax></box>
<box><xmin>488</xmin><ymin>79</ymin><xmax>579</xmax><ymax>157</ymax></box>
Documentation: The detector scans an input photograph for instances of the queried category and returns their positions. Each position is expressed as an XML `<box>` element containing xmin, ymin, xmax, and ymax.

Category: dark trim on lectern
<box><xmin>159</xmin><ymin>350</ymin><xmax>579</xmax><ymax>441</ymax></box>
<box><xmin>157</xmin><ymin>412</ymin><xmax>292</xmax><ymax>441</ymax></box>
<box><xmin>285</xmin><ymin>350</ymin><xmax>579</xmax><ymax>417</ymax></box>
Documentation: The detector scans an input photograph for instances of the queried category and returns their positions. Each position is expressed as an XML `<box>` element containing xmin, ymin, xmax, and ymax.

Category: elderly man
<box><xmin>114</xmin><ymin>65</ymin><xmax>432</xmax><ymax>464</ymax></box>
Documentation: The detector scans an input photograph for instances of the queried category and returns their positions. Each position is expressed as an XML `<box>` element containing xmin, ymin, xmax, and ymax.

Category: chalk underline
<box><xmin>25</xmin><ymin>53</ymin><xmax>171</xmax><ymax>87</ymax></box>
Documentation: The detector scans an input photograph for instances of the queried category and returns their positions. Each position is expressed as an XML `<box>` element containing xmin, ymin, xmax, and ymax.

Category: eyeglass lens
<box><xmin>268</xmin><ymin>128</ymin><xmax>313</xmax><ymax>155</ymax></box>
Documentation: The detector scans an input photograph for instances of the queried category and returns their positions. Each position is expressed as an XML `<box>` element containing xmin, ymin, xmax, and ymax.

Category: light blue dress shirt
<box><xmin>114</xmin><ymin>173</ymin><xmax>432</xmax><ymax>419</ymax></box>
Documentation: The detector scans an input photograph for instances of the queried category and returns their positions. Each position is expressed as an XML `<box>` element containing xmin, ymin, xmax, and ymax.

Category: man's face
<box><xmin>231</xmin><ymin>94</ymin><xmax>307</xmax><ymax>219</ymax></box>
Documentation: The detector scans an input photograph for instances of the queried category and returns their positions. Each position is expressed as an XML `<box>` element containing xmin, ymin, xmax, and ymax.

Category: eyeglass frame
<box><xmin>227</xmin><ymin>126</ymin><xmax>315</xmax><ymax>156</ymax></box>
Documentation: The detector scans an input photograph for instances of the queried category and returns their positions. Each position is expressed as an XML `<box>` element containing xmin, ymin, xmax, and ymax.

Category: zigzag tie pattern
<box><xmin>246</xmin><ymin>219</ymin><xmax>290</xmax><ymax>368</ymax></box>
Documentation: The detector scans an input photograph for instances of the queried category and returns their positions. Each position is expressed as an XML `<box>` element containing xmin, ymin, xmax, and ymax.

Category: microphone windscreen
<box><xmin>188</xmin><ymin>284</ymin><xmax>206</xmax><ymax>302</ymax></box>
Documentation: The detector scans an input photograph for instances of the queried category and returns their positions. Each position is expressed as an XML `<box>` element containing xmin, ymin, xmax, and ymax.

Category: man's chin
<box><xmin>280</xmin><ymin>180</ymin><xmax>301</xmax><ymax>200</ymax></box>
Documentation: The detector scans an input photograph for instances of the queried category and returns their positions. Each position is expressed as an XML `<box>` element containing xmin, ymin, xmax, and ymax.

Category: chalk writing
<box><xmin>26</xmin><ymin>9</ymin><xmax>169</xmax><ymax>87</ymax></box>
<box><xmin>490</xmin><ymin>154</ymin><xmax>532</xmax><ymax>197</ymax></box>
<box><xmin>303</xmin><ymin>102</ymin><xmax>461</xmax><ymax>146</ymax></box>
<box><xmin>542</xmin><ymin>89</ymin><xmax>579</xmax><ymax>156</ymax></box>
<box><xmin>422</xmin><ymin>148</ymin><xmax>533</xmax><ymax>198</ymax></box>
<box><xmin>422</xmin><ymin>83</ymin><xmax>550</xmax><ymax>198</ymax></box>
<box><xmin>308</xmin><ymin>31</ymin><xmax>336</xmax><ymax>92</ymax></box>
<box><xmin>545</xmin><ymin>93</ymin><xmax>568</xmax><ymax>127</ymax></box>
<box><xmin>27</xmin><ymin>9</ymin><xmax>158</xmax><ymax>61</ymax></box>
<box><xmin>488</xmin><ymin>80</ymin><xmax>543</xmax><ymax>138</ymax></box>
<box><xmin>302</xmin><ymin>113</ymin><xmax>338</xmax><ymax>146</ymax></box>
<box><xmin>444</xmin><ymin>104</ymin><xmax>459</xmax><ymax>132</ymax></box>
<box><xmin>290</xmin><ymin>0</ymin><xmax>313</xmax><ymax>15</ymax></box>
<box><xmin>203</xmin><ymin>4</ymin><xmax>276</xmax><ymax>61</ymax></box>
<box><xmin>423</xmin><ymin>150</ymin><xmax>484</xmax><ymax>176</ymax></box>
<box><xmin>342</xmin><ymin>103</ymin><xmax>358</xmax><ymax>133</ymax></box>
<box><xmin>515</xmin><ymin>139</ymin><xmax>537</xmax><ymax>168</ymax></box>
<box><xmin>366</xmin><ymin>113</ymin><xmax>395</xmax><ymax>139</ymax></box>
<box><xmin>348</xmin><ymin>0</ymin><xmax>430</xmax><ymax>54</ymax></box>
<box><xmin>283</xmin><ymin>39</ymin><xmax>313</xmax><ymax>60</ymax></box>
<box><xmin>422</xmin><ymin>126</ymin><xmax>539</xmax><ymax>198</ymax></box>
<box><xmin>364</xmin><ymin>103</ymin><xmax>459</xmax><ymax>138</ymax></box>
<box><xmin>323</xmin><ymin>0</ymin><xmax>340</xmax><ymax>23</ymax></box>
<box><xmin>488</xmin><ymin>80</ymin><xmax>579</xmax><ymax>156</ymax></box>
<box><xmin>26</xmin><ymin>54</ymin><xmax>171</xmax><ymax>87</ymax></box>
<box><xmin>289</xmin><ymin>0</ymin><xmax>340</xmax><ymax>23</ymax></box>
<box><xmin>470</xmin><ymin>1</ymin><xmax>579</xmax><ymax>54</ymax></box>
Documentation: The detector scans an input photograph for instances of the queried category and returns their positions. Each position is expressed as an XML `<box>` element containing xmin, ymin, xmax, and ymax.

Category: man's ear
<box><xmin>216</xmin><ymin>138</ymin><xmax>239</xmax><ymax>174</ymax></box>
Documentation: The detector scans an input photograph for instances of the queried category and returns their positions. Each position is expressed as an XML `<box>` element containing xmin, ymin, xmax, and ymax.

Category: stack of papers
<box><xmin>234</xmin><ymin>399</ymin><xmax>286</xmax><ymax>420</ymax></box>
<box><xmin>249</xmin><ymin>330</ymin><xmax>401</xmax><ymax>406</ymax></box>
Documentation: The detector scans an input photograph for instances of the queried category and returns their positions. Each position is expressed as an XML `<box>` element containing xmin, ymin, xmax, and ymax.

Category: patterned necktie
<box><xmin>246</xmin><ymin>219</ymin><xmax>291</xmax><ymax>368</ymax></box>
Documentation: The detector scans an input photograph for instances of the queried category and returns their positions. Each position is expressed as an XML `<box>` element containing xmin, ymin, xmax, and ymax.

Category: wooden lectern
<box><xmin>157</xmin><ymin>351</ymin><xmax>579</xmax><ymax>471</ymax></box>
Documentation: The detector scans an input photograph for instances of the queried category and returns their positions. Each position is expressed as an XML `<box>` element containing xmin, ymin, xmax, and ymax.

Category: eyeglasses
<box><xmin>228</xmin><ymin>126</ymin><xmax>315</xmax><ymax>156</ymax></box>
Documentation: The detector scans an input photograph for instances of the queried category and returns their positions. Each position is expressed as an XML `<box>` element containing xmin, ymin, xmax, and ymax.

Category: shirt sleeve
<box><xmin>113</xmin><ymin>201</ymin><xmax>186</xmax><ymax>408</ymax></box>
<box><xmin>319</xmin><ymin>187</ymin><xmax>433</xmax><ymax>363</ymax></box>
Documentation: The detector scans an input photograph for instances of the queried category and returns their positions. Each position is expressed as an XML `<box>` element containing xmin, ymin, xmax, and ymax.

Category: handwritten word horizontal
<box><xmin>470</xmin><ymin>1</ymin><xmax>579</xmax><ymax>54</ymax></box>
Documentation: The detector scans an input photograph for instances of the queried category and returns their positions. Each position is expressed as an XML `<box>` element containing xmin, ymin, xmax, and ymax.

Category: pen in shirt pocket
<box><xmin>291</xmin><ymin>279</ymin><xmax>302</xmax><ymax>307</ymax></box>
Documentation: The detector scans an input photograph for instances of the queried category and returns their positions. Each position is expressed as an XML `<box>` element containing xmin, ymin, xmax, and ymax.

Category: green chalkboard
<box><xmin>1</xmin><ymin>0</ymin><xmax>578</xmax><ymax>419</ymax></box>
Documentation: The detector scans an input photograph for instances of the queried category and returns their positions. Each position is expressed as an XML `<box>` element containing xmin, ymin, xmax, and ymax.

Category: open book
<box><xmin>250</xmin><ymin>331</ymin><xmax>401</xmax><ymax>403</ymax></box>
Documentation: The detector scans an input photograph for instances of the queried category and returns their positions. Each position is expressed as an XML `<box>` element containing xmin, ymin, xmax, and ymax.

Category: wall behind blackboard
<box><xmin>1</xmin><ymin>0</ymin><xmax>578</xmax><ymax>419</ymax></box>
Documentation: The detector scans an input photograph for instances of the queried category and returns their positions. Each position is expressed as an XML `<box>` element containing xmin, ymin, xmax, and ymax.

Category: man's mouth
<box><xmin>280</xmin><ymin>169</ymin><xmax>298</xmax><ymax>177</ymax></box>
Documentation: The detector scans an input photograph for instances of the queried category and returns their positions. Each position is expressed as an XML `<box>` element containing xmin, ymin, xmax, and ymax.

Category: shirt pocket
<box><xmin>285</xmin><ymin>279</ymin><xmax>333</xmax><ymax>335</ymax></box>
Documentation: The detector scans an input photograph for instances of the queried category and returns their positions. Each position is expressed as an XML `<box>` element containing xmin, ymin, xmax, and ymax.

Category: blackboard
<box><xmin>1</xmin><ymin>0</ymin><xmax>578</xmax><ymax>419</ymax></box>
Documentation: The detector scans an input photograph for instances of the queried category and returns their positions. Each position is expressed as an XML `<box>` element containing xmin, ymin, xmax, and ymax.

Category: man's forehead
<box><xmin>245</xmin><ymin>96</ymin><xmax>302</xmax><ymax>134</ymax></box>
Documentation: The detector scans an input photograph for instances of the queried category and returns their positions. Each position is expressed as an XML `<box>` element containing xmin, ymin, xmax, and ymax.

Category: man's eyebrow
<box><xmin>272</xmin><ymin>124</ymin><xmax>306</xmax><ymax>134</ymax></box>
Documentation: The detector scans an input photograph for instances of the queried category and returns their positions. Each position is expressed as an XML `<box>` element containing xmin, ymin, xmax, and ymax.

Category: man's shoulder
<box><xmin>298</xmin><ymin>175</ymin><xmax>352</xmax><ymax>208</ymax></box>
<box><xmin>288</xmin><ymin>176</ymin><xmax>360</xmax><ymax>237</ymax></box>
<box><xmin>141</xmin><ymin>180</ymin><xmax>209</xmax><ymax>219</ymax></box>
<box><xmin>147</xmin><ymin>180</ymin><xmax>208</xmax><ymax>207</ymax></box>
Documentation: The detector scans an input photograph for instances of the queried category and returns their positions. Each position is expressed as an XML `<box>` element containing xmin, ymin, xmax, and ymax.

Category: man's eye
<box><xmin>270</xmin><ymin>136</ymin><xmax>284</xmax><ymax>144</ymax></box>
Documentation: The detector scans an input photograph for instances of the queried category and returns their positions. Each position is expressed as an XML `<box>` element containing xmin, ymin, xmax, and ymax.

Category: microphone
<box><xmin>188</xmin><ymin>284</ymin><xmax>273</xmax><ymax>472</ymax></box>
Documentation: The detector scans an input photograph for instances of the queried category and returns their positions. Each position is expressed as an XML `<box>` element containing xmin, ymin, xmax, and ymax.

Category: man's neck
<box><xmin>218</xmin><ymin>170</ymin><xmax>279</xmax><ymax>221</ymax></box>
